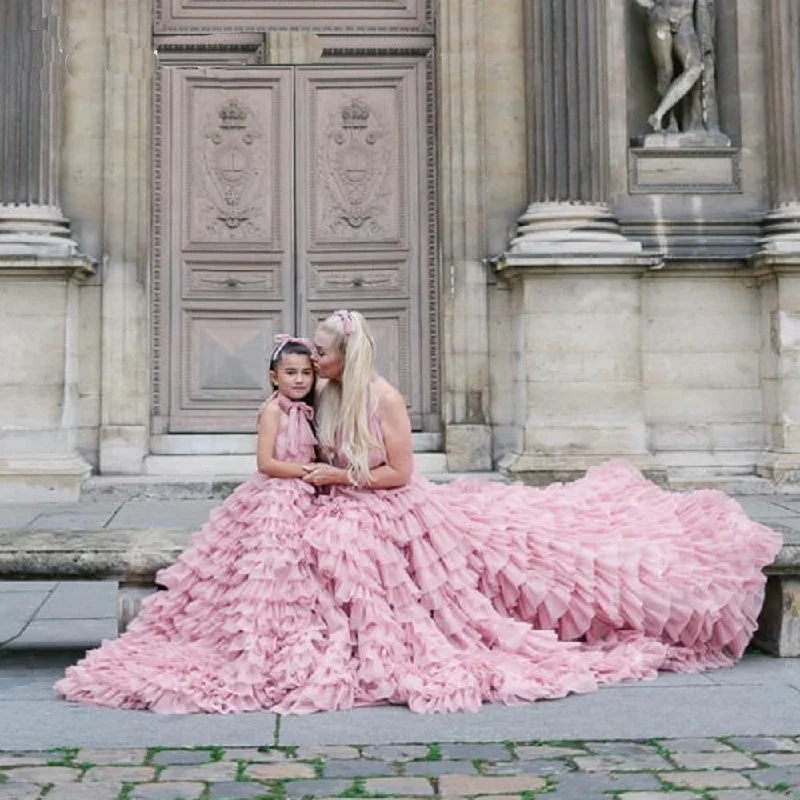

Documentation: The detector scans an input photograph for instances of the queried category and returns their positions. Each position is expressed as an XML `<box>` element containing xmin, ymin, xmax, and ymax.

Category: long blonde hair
<box><xmin>316</xmin><ymin>310</ymin><xmax>381</xmax><ymax>486</ymax></box>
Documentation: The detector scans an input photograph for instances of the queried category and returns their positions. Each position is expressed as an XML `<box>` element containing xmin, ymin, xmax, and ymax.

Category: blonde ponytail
<box><xmin>316</xmin><ymin>310</ymin><xmax>381</xmax><ymax>485</ymax></box>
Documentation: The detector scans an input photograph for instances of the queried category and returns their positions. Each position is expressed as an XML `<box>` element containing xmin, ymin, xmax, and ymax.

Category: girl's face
<box><xmin>312</xmin><ymin>329</ymin><xmax>344</xmax><ymax>381</ymax></box>
<box><xmin>270</xmin><ymin>353</ymin><xmax>315</xmax><ymax>400</ymax></box>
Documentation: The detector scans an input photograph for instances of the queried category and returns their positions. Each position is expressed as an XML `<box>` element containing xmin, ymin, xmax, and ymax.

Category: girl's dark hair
<box><xmin>269</xmin><ymin>340</ymin><xmax>315</xmax><ymax>406</ymax></box>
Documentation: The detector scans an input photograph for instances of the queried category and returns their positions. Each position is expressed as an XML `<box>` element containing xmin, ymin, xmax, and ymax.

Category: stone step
<box><xmin>82</xmin><ymin>467</ymin><xmax>506</xmax><ymax>501</ymax></box>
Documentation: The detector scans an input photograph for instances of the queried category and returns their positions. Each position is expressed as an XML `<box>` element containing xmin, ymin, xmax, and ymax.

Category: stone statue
<box><xmin>634</xmin><ymin>0</ymin><xmax>729</xmax><ymax>146</ymax></box>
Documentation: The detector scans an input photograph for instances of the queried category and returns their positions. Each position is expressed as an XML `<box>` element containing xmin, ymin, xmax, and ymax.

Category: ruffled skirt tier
<box><xmin>55</xmin><ymin>460</ymin><xmax>781</xmax><ymax>715</ymax></box>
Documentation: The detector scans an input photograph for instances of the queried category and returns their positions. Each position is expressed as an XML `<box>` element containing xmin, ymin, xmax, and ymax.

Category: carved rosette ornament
<box><xmin>197</xmin><ymin>98</ymin><xmax>267</xmax><ymax>239</ymax></box>
<box><xmin>318</xmin><ymin>96</ymin><xmax>393</xmax><ymax>239</ymax></box>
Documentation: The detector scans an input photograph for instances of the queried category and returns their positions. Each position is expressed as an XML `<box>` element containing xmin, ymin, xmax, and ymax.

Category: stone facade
<box><xmin>1</xmin><ymin>0</ymin><xmax>799</xmax><ymax>497</ymax></box>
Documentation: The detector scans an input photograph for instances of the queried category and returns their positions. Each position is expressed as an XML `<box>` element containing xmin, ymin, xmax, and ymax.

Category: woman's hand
<box><xmin>301</xmin><ymin>463</ymin><xmax>347</xmax><ymax>487</ymax></box>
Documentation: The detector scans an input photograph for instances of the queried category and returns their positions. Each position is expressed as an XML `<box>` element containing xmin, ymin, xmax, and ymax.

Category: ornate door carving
<box><xmin>297</xmin><ymin>65</ymin><xmax>431</xmax><ymax>429</ymax></box>
<box><xmin>153</xmin><ymin>60</ymin><xmax>436</xmax><ymax>434</ymax></box>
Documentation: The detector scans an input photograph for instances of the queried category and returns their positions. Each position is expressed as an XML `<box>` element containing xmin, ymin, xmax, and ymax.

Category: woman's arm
<box><xmin>302</xmin><ymin>382</ymin><xmax>413</xmax><ymax>489</ymax></box>
<box><xmin>256</xmin><ymin>402</ymin><xmax>314</xmax><ymax>479</ymax></box>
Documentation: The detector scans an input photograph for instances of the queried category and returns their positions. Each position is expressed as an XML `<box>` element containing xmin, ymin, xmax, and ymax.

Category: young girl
<box><xmin>55</xmin><ymin>335</ymin><xmax>330</xmax><ymax>714</ymax></box>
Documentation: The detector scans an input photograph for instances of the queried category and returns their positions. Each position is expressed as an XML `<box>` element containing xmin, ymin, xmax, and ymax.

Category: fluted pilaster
<box><xmin>762</xmin><ymin>0</ymin><xmax>800</xmax><ymax>250</ymax></box>
<box><xmin>0</xmin><ymin>0</ymin><xmax>75</xmax><ymax>253</ymax></box>
<box><xmin>510</xmin><ymin>0</ymin><xmax>639</xmax><ymax>254</ymax></box>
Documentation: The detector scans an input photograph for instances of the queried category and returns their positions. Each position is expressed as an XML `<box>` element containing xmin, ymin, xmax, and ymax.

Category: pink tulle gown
<box><xmin>56</xmin><ymin>396</ymin><xmax>782</xmax><ymax>715</ymax></box>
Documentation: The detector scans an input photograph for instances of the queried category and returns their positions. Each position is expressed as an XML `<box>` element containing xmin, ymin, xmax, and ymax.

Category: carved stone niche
<box><xmin>626</xmin><ymin>0</ymin><xmax>741</xmax><ymax>194</ymax></box>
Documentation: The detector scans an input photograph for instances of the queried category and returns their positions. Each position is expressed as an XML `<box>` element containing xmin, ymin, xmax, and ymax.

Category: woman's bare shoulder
<box><xmin>372</xmin><ymin>376</ymin><xmax>405</xmax><ymax>412</ymax></box>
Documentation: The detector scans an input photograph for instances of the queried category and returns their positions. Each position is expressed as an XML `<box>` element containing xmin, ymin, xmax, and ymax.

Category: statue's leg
<box><xmin>649</xmin><ymin>20</ymin><xmax>703</xmax><ymax>130</ymax></box>
<box><xmin>647</xmin><ymin>20</ymin><xmax>674</xmax><ymax>132</ymax></box>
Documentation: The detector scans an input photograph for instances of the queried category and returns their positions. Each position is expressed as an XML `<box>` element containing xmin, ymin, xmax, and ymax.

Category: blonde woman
<box><xmin>277</xmin><ymin>309</ymin><xmax>782</xmax><ymax>715</ymax></box>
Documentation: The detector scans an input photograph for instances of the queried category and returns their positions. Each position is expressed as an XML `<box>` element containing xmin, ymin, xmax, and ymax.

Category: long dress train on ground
<box><xmin>56</xmin><ymin>398</ymin><xmax>782</xmax><ymax>715</ymax></box>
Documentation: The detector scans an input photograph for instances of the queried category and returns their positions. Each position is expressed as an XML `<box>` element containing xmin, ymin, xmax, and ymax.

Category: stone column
<box><xmin>510</xmin><ymin>0</ymin><xmax>642</xmax><ymax>255</ymax></box>
<box><xmin>0</xmin><ymin>0</ymin><xmax>77</xmax><ymax>254</ymax></box>
<box><xmin>98</xmin><ymin>0</ymin><xmax>152</xmax><ymax>474</ymax></box>
<box><xmin>752</xmin><ymin>0</ymin><xmax>800</xmax><ymax>486</ymax></box>
<box><xmin>496</xmin><ymin>0</ymin><xmax>662</xmax><ymax>483</ymax></box>
<box><xmin>438</xmin><ymin>0</ymin><xmax>492</xmax><ymax>471</ymax></box>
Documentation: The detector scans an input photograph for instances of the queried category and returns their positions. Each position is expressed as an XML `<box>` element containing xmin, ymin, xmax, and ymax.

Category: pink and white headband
<box><xmin>334</xmin><ymin>309</ymin><xmax>353</xmax><ymax>337</ymax></box>
<box><xmin>270</xmin><ymin>333</ymin><xmax>313</xmax><ymax>362</ymax></box>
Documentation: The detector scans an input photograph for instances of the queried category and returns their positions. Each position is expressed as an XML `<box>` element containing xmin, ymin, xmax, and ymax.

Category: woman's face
<box><xmin>312</xmin><ymin>328</ymin><xmax>344</xmax><ymax>381</ymax></box>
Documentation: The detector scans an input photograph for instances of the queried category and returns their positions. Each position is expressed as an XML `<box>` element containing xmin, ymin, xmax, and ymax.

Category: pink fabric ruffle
<box><xmin>55</xmin><ymin>449</ymin><xmax>782</xmax><ymax>715</ymax></box>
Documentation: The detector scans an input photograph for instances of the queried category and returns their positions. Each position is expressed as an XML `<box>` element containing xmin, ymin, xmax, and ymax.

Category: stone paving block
<box><xmin>208</xmin><ymin>783</ymin><xmax>270</xmax><ymax>800</ymax></box>
<box><xmin>553</xmin><ymin>771</ymin><xmax>662</xmax><ymax>793</ymax></box>
<box><xmin>281</xmin><ymin>779</ymin><xmax>352</xmax><ymax>798</ymax></box>
<box><xmin>437</xmin><ymin>774</ymin><xmax>545</xmax><ymax>795</ymax></box>
<box><xmin>46</xmin><ymin>783</ymin><xmax>122</xmax><ymax>800</ymax></box>
<box><xmin>0</xmin><ymin>785</ymin><xmax>41</xmax><ymax>800</ymax></box>
<box><xmin>659</xmin><ymin>738</ymin><xmax>733</xmax><ymax>753</ymax></box>
<box><xmin>757</xmin><ymin>752</ymin><xmax>800</xmax><ymax>766</ymax></box>
<box><xmin>28</xmin><ymin>502</ymin><xmax>120</xmax><ymax>530</ymax></box>
<box><xmin>8</xmin><ymin>618</ymin><xmax>117</xmax><ymax>649</ymax></box>
<box><xmin>107</xmin><ymin>500</ymin><xmax>220</xmax><ymax>529</ymax></box>
<box><xmin>361</xmin><ymin>744</ymin><xmax>428</xmax><ymax>761</ymax></box>
<box><xmin>659</xmin><ymin>770</ymin><xmax>751</xmax><ymax>789</ymax></box>
<box><xmin>76</xmin><ymin>748</ymin><xmax>147</xmax><ymax>765</ymax></box>
<box><xmin>746</xmin><ymin>766</ymin><xmax>800</xmax><ymax>788</ymax></box>
<box><xmin>322</xmin><ymin>759</ymin><xmax>397</xmax><ymax>778</ymax></box>
<box><xmin>2</xmin><ymin>767</ymin><xmax>80</xmax><ymax>784</ymax></box>
<box><xmin>159</xmin><ymin>763</ymin><xmax>237</xmax><ymax>782</ymax></box>
<box><xmin>584</xmin><ymin>741</ymin><xmax>663</xmax><ymax>757</ymax></box>
<box><xmin>0</xmin><ymin>593</ymin><xmax>48</xmax><ymax>642</ymax></box>
<box><xmin>83</xmin><ymin>766</ymin><xmax>156</xmax><ymax>782</ymax></box>
<box><xmin>670</xmin><ymin>752</ymin><xmax>759</xmax><ymax>770</ymax></box>
<box><xmin>0</xmin><ymin>506</ymin><xmax>48</xmax><ymax>529</ymax></box>
<box><xmin>728</xmin><ymin>736</ymin><xmax>800</xmax><ymax>753</ymax></box>
<box><xmin>0</xmin><ymin>753</ymin><xmax>51</xmax><ymax>768</ymax></box>
<box><xmin>150</xmin><ymin>750</ymin><xmax>213</xmax><ymax>766</ymax></box>
<box><xmin>622</xmin><ymin>794</ymin><xmax>701</xmax><ymax>800</ymax></box>
<box><xmin>291</xmin><ymin>746</ymin><xmax>361</xmax><ymax>760</ymax></box>
<box><xmin>515</xmin><ymin>745</ymin><xmax>587</xmax><ymax>758</ymax></box>
<box><xmin>36</xmin><ymin>582</ymin><xmax>117</xmax><ymax>620</ymax></box>
<box><xmin>573</xmin><ymin>754</ymin><xmax>673</xmax><ymax>771</ymax></box>
<box><xmin>482</xmin><ymin>758</ymin><xmax>572</xmax><ymax>777</ymax></box>
<box><xmin>363</xmin><ymin>777</ymin><xmax>435</xmax><ymax>795</ymax></box>
<box><xmin>129</xmin><ymin>782</ymin><xmax>205</xmax><ymax>800</ymax></box>
<box><xmin>245</xmin><ymin>763</ymin><xmax>315</xmax><ymax>780</ymax></box>
<box><xmin>713</xmin><ymin>791</ymin><xmax>791</xmax><ymax>799</ymax></box>
<box><xmin>438</xmin><ymin>744</ymin><xmax>512</xmax><ymax>761</ymax></box>
<box><xmin>0</xmin><ymin>583</ymin><xmax>57</xmax><ymax>593</ymax></box>
<box><xmin>404</xmin><ymin>760</ymin><xmax>478</xmax><ymax>776</ymax></box>
<box><xmin>221</xmin><ymin>748</ymin><xmax>286</xmax><ymax>763</ymax></box>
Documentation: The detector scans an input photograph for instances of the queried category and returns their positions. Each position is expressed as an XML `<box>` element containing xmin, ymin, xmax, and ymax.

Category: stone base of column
<box><xmin>496</xmin><ymin>228</ymin><xmax>664</xmax><ymax>488</ymax></box>
<box><xmin>757</xmin><ymin>452</ymin><xmax>800</xmax><ymax>485</ymax></box>
<box><xmin>0</xmin><ymin>204</ymin><xmax>78</xmax><ymax>256</ymax></box>
<box><xmin>752</xmin><ymin>247</ymin><xmax>800</xmax><ymax>485</ymax></box>
<box><xmin>761</xmin><ymin>203</ymin><xmax>800</xmax><ymax>254</ymax></box>
<box><xmin>510</xmin><ymin>202</ymin><xmax>645</xmax><ymax>256</ymax></box>
<box><xmin>445</xmin><ymin>424</ymin><xmax>492</xmax><ymax>472</ymax></box>
<box><xmin>100</xmin><ymin>426</ymin><xmax>149</xmax><ymax>475</ymax></box>
<box><xmin>0</xmin><ymin>456</ymin><xmax>92</xmax><ymax>502</ymax></box>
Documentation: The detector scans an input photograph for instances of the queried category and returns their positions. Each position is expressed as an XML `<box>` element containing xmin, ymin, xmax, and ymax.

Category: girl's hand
<box><xmin>301</xmin><ymin>464</ymin><xmax>346</xmax><ymax>487</ymax></box>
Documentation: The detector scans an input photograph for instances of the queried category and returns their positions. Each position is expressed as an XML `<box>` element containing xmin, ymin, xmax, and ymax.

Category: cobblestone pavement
<box><xmin>1</xmin><ymin>738</ymin><xmax>800</xmax><ymax>799</ymax></box>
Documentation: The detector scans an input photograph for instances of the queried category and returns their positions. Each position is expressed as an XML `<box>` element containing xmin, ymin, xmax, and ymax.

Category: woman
<box><xmin>56</xmin><ymin>310</ymin><xmax>782</xmax><ymax>715</ymax></box>
<box><xmin>284</xmin><ymin>309</ymin><xmax>782</xmax><ymax>713</ymax></box>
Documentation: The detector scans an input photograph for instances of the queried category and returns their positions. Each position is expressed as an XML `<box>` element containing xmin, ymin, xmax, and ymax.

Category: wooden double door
<box><xmin>153</xmin><ymin>60</ymin><xmax>437</xmax><ymax>434</ymax></box>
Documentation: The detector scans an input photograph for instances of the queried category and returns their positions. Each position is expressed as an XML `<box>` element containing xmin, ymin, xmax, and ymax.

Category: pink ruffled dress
<box><xmin>56</xmin><ymin>397</ymin><xmax>782</xmax><ymax>715</ymax></box>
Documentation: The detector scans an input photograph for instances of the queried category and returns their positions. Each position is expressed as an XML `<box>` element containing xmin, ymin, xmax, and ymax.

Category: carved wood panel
<box><xmin>154</xmin><ymin>58</ymin><xmax>437</xmax><ymax>434</ymax></box>
<box><xmin>166</xmin><ymin>67</ymin><xmax>294</xmax><ymax>432</ymax></box>
<box><xmin>296</xmin><ymin>64</ymin><xmax>429</xmax><ymax>428</ymax></box>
